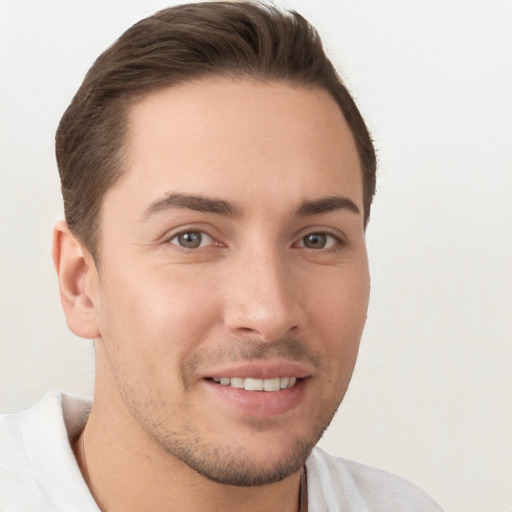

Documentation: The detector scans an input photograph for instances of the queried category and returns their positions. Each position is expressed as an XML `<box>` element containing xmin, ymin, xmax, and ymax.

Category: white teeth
<box><xmin>212</xmin><ymin>376</ymin><xmax>298</xmax><ymax>391</ymax></box>
<box><xmin>230</xmin><ymin>377</ymin><xmax>244</xmax><ymax>389</ymax></box>
<box><xmin>244</xmin><ymin>378</ymin><xmax>263</xmax><ymax>391</ymax></box>
<box><xmin>263</xmin><ymin>377</ymin><xmax>280</xmax><ymax>391</ymax></box>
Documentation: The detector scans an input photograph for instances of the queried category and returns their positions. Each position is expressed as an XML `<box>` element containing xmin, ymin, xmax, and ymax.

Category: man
<box><xmin>0</xmin><ymin>2</ymin><xmax>442</xmax><ymax>511</ymax></box>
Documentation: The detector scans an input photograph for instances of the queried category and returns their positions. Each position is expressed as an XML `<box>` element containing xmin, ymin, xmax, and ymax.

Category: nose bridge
<box><xmin>223</xmin><ymin>240</ymin><xmax>300</xmax><ymax>341</ymax></box>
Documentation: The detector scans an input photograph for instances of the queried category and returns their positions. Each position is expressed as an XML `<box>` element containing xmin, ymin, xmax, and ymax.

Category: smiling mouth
<box><xmin>209</xmin><ymin>376</ymin><xmax>298</xmax><ymax>391</ymax></box>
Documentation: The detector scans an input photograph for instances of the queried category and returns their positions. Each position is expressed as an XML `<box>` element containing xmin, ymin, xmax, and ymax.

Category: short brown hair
<box><xmin>56</xmin><ymin>1</ymin><xmax>376</xmax><ymax>258</ymax></box>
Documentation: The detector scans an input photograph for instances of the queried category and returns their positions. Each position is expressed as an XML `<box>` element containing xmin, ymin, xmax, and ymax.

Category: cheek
<box><xmin>308</xmin><ymin>265</ymin><xmax>370</xmax><ymax>354</ymax></box>
<box><xmin>97</xmin><ymin>266</ymin><xmax>223</xmax><ymax>371</ymax></box>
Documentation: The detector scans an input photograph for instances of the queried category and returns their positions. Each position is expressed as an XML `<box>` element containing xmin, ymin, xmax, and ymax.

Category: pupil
<box><xmin>305</xmin><ymin>233</ymin><xmax>326</xmax><ymax>249</ymax></box>
<box><xmin>179</xmin><ymin>232</ymin><xmax>201</xmax><ymax>248</ymax></box>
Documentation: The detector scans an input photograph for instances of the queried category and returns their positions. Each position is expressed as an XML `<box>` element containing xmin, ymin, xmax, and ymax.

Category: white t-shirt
<box><xmin>0</xmin><ymin>391</ymin><xmax>443</xmax><ymax>511</ymax></box>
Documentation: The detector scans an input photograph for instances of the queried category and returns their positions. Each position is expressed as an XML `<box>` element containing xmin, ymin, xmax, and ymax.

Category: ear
<box><xmin>52</xmin><ymin>221</ymin><xmax>101</xmax><ymax>339</ymax></box>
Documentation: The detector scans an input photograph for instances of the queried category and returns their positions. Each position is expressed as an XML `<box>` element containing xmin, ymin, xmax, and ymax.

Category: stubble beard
<box><xmin>116</xmin><ymin>337</ymin><xmax>352</xmax><ymax>487</ymax></box>
<box><xmin>156</xmin><ymin>429</ymin><xmax>315</xmax><ymax>487</ymax></box>
<box><xmin>129</xmin><ymin>392</ymin><xmax>344</xmax><ymax>487</ymax></box>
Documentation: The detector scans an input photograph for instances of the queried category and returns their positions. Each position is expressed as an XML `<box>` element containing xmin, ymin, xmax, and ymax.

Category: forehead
<box><xmin>110</xmin><ymin>78</ymin><xmax>362</xmax><ymax>216</ymax></box>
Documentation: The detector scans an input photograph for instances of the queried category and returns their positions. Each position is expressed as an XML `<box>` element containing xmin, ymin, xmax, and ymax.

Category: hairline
<box><xmin>86</xmin><ymin>74</ymin><xmax>368</xmax><ymax>265</ymax></box>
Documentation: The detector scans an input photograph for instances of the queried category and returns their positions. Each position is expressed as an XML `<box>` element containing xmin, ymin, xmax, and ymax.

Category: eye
<box><xmin>169</xmin><ymin>231</ymin><xmax>214</xmax><ymax>249</ymax></box>
<box><xmin>297</xmin><ymin>232</ymin><xmax>338</xmax><ymax>250</ymax></box>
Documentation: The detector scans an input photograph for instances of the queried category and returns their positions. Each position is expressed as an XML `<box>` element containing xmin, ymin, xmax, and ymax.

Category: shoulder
<box><xmin>0</xmin><ymin>390</ymin><xmax>91</xmax><ymax>448</ymax></box>
<box><xmin>306</xmin><ymin>447</ymin><xmax>443</xmax><ymax>511</ymax></box>
<box><xmin>0</xmin><ymin>391</ymin><xmax>95</xmax><ymax>511</ymax></box>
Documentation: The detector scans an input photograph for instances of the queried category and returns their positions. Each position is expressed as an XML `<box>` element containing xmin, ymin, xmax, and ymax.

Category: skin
<box><xmin>53</xmin><ymin>78</ymin><xmax>370</xmax><ymax>512</ymax></box>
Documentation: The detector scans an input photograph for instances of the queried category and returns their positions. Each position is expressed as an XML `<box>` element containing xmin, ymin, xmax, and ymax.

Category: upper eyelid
<box><xmin>159</xmin><ymin>224</ymin><xmax>348</xmax><ymax>246</ymax></box>
<box><xmin>169</xmin><ymin>230</ymin><xmax>213</xmax><ymax>241</ymax></box>
<box><xmin>169</xmin><ymin>231</ymin><xmax>216</xmax><ymax>250</ymax></box>
<box><xmin>169</xmin><ymin>228</ymin><xmax>211</xmax><ymax>239</ymax></box>
<box><xmin>293</xmin><ymin>226</ymin><xmax>347</xmax><ymax>243</ymax></box>
<box><xmin>294</xmin><ymin>232</ymin><xmax>342</xmax><ymax>250</ymax></box>
<box><xmin>160</xmin><ymin>224</ymin><xmax>221</xmax><ymax>243</ymax></box>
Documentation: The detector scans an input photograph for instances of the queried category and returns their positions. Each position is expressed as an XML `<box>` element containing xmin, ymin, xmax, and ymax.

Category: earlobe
<box><xmin>52</xmin><ymin>221</ymin><xmax>101</xmax><ymax>339</ymax></box>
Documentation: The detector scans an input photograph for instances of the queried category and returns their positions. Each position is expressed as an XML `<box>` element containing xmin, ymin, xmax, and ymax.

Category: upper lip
<box><xmin>202</xmin><ymin>360</ymin><xmax>313</xmax><ymax>380</ymax></box>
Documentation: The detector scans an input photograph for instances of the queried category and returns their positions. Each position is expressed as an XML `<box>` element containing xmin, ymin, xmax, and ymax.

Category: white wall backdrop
<box><xmin>1</xmin><ymin>1</ymin><xmax>510</xmax><ymax>511</ymax></box>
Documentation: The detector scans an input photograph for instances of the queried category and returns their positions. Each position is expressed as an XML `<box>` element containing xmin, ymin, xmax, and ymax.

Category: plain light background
<box><xmin>1</xmin><ymin>1</ymin><xmax>511</xmax><ymax>511</ymax></box>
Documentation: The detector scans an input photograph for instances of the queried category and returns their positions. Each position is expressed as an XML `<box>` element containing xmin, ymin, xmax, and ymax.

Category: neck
<box><xmin>72</xmin><ymin>400</ymin><xmax>303</xmax><ymax>512</ymax></box>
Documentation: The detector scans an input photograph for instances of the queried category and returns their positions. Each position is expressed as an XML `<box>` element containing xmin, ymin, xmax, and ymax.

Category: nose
<box><xmin>222</xmin><ymin>247</ymin><xmax>302</xmax><ymax>342</ymax></box>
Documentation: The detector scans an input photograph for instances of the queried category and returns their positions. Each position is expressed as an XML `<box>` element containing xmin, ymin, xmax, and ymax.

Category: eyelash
<box><xmin>165</xmin><ymin>228</ymin><xmax>345</xmax><ymax>252</ymax></box>
<box><xmin>294</xmin><ymin>231</ymin><xmax>344</xmax><ymax>251</ymax></box>
<box><xmin>167</xmin><ymin>230</ymin><xmax>219</xmax><ymax>250</ymax></box>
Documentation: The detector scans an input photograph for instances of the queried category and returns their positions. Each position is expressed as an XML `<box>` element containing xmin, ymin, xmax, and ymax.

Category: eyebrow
<box><xmin>295</xmin><ymin>196</ymin><xmax>361</xmax><ymax>216</ymax></box>
<box><xmin>144</xmin><ymin>193</ymin><xmax>241</xmax><ymax>218</ymax></box>
<box><xmin>143</xmin><ymin>192</ymin><xmax>360</xmax><ymax>220</ymax></box>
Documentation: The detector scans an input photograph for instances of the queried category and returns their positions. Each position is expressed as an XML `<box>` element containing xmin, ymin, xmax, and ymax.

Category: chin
<box><xmin>167</xmin><ymin>435</ymin><xmax>314</xmax><ymax>487</ymax></box>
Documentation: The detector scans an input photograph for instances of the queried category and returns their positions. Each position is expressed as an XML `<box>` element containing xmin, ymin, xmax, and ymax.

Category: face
<box><xmin>89</xmin><ymin>78</ymin><xmax>370</xmax><ymax>486</ymax></box>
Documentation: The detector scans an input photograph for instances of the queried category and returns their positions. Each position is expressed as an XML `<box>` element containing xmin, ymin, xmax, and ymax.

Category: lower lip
<box><xmin>203</xmin><ymin>378</ymin><xmax>308</xmax><ymax>417</ymax></box>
